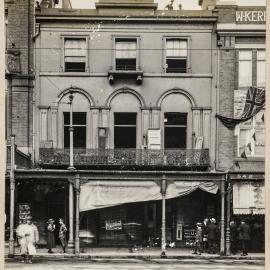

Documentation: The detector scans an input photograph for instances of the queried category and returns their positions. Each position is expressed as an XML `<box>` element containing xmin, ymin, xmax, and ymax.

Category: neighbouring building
<box><xmin>208</xmin><ymin>0</ymin><xmax>265</xmax><ymax>252</ymax></box>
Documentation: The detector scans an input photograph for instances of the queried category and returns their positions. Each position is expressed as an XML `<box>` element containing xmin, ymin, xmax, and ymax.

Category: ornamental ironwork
<box><xmin>39</xmin><ymin>148</ymin><xmax>209</xmax><ymax>168</ymax></box>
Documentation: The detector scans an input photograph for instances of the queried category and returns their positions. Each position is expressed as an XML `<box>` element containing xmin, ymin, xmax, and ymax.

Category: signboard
<box><xmin>105</xmin><ymin>219</ymin><xmax>122</xmax><ymax>231</ymax></box>
<box><xmin>183</xmin><ymin>227</ymin><xmax>196</xmax><ymax>240</ymax></box>
<box><xmin>147</xmin><ymin>129</ymin><xmax>161</xmax><ymax>150</ymax></box>
<box><xmin>18</xmin><ymin>203</ymin><xmax>31</xmax><ymax>223</ymax></box>
<box><xmin>236</xmin><ymin>10</ymin><xmax>266</xmax><ymax>23</ymax></box>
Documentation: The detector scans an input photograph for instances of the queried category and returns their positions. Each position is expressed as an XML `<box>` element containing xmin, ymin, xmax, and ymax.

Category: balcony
<box><xmin>39</xmin><ymin>148</ymin><xmax>210</xmax><ymax>169</ymax></box>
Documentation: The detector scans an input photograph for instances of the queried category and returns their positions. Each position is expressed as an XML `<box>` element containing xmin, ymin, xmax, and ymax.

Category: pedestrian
<box><xmin>125</xmin><ymin>231</ymin><xmax>135</xmax><ymax>253</ymax></box>
<box><xmin>59</xmin><ymin>218</ymin><xmax>67</xmax><ymax>253</ymax></box>
<box><xmin>192</xmin><ymin>222</ymin><xmax>203</xmax><ymax>255</ymax></box>
<box><xmin>26</xmin><ymin>216</ymin><xmax>39</xmax><ymax>263</ymax></box>
<box><xmin>230</xmin><ymin>220</ymin><xmax>237</xmax><ymax>255</ymax></box>
<box><xmin>16</xmin><ymin>218</ymin><xmax>29</xmax><ymax>263</ymax></box>
<box><xmin>47</xmin><ymin>218</ymin><xmax>56</xmax><ymax>253</ymax></box>
<box><xmin>238</xmin><ymin>220</ymin><xmax>250</xmax><ymax>256</ymax></box>
<box><xmin>207</xmin><ymin>218</ymin><xmax>217</xmax><ymax>254</ymax></box>
<box><xmin>202</xmin><ymin>217</ymin><xmax>209</xmax><ymax>253</ymax></box>
<box><xmin>16</xmin><ymin>216</ymin><xmax>38</xmax><ymax>263</ymax></box>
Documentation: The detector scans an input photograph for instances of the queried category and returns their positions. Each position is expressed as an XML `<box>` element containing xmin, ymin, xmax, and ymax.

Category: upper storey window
<box><xmin>238</xmin><ymin>50</ymin><xmax>252</xmax><ymax>87</ymax></box>
<box><xmin>115</xmin><ymin>38</ymin><xmax>137</xmax><ymax>71</ymax></box>
<box><xmin>257</xmin><ymin>50</ymin><xmax>266</xmax><ymax>87</ymax></box>
<box><xmin>64</xmin><ymin>38</ymin><xmax>86</xmax><ymax>72</ymax></box>
<box><xmin>166</xmin><ymin>39</ymin><xmax>187</xmax><ymax>73</ymax></box>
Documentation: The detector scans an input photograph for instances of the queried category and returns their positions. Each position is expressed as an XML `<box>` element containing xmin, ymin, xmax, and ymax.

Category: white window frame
<box><xmin>236</xmin><ymin>110</ymin><xmax>265</xmax><ymax>158</ymax></box>
<box><xmin>60</xmin><ymin>35</ymin><xmax>89</xmax><ymax>73</ymax></box>
<box><xmin>238</xmin><ymin>50</ymin><xmax>252</xmax><ymax>87</ymax></box>
<box><xmin>257</xmin><ymin>49</ymin><xmax>266</xmax><ymax>87</ymax></box>
<box><xmin>163</xmin><ymin>36</ymin><xmax>190</xmax><ymax>74</ymax></box>
<box><xmin>112</xmin><ymin>36</ymin><xmax>140</xmax><ymax>71</ymax></box>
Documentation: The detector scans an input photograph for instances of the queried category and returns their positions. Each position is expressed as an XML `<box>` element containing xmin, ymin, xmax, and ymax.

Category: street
<box><xmin>5</xmin><ymin>259</ymin><xmax>264</xmax><ymax>270</ymax></box>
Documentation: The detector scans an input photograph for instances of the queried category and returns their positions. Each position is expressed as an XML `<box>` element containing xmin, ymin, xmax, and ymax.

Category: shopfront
<box><xmin>79</xmin><ymin>178</ymin><xmax>221</xmax><ymax>248</ymax></box>
<box><xmin>231</xmin><ymin>174</ymin><xmax>265</xmax><ymax>252</ymax></box>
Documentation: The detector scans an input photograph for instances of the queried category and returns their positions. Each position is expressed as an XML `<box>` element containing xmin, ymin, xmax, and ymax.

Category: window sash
<box><xmin>115</xmin><ymin>40</ymin><xmax>137</xmax><ymax>59</ymax></box>
<box><xmin>166</xmin><ymin>39</ymin><xmax>187</xmax><ymax>58</ymax></box>
<box><xmin>64</xmin><ymin>39</ymin><xmax>86</xmax><ymax>59</ymax></box>
<box><xmin>238</xmin><ymin>111</ymin><xmax>265</xmax><ymax>157</ymax></box>
<box><xmin>238</xmin><ymin>50</ymin><xmax>252</xmax><ymax>87</ymax></box>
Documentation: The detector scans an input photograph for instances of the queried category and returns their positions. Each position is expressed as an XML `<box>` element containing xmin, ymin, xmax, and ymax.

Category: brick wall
<box><xmin>217</xmin><ymin>47</ymin><xmax>236</xmax><ymax>170</ymax></box>
<box><xmin>5</xmin><ymin>0</ymin><xmax>34</xmax><ymax>153</ymax></box>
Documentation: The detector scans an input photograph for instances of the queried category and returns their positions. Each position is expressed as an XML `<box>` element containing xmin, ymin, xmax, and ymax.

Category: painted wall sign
<box><xmin>236</xmin><ymin>11</ymin><xmax>266</xmax><ymax>22</ymax></box>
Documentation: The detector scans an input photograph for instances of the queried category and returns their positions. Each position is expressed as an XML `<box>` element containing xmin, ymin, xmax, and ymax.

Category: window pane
<box><xmin>64</xmin><ymin>112</ymin><xmax>86</xmax><ymax>125</ymax></box>
<box><xmin>254</xmin><ymin>129</ymin><xmax>265</xmax><ymax>156</ymax></box>
<box><xmin>115</xmin><ymin>59</ymin><xmax>136</xmax><ymax>70</ymax></box>
<box><xmin>239</xmin><ymin>60</ymin><xmax>252</xmax><ymax>87</ymax></box>
<box><xmin>239</xmin><ymin>50</ymin><xmax>252</xmax><ymax>60</ymax></box>
<box><xmin>257</xmin><ymin>61</ymin><xmax>266</xmax><ymax>87</ymax></box>
<box><xmin>164</xmin><ymin>113</ymin><xmax>187</xmax><ymax>126</ymax></box>
<box><xmin>239</xmin><ymin>129</ymin><xmax>251</xmax><ymax>155</ymax></box>
<box><xmin>164</xmin><ymin>127</ymin><xmax>186</xmax><ymax>148</ymax></box>
<box><xmin>115</xmin><ymin>40</ymin><xmax>137</xmax><ymax>59</ymax></box>
<box><xmin>166</xmin><ymin>39</ymin><xmax>187</xmax><ymax>57</ymax></box>
<box><xmin>114</xmin><ymin>113</ymin><xmax>136</xmax><ymax>125</ymax></box>
<box><xmin>257</xmin><ymin>50</ymin><xmax>265</xmax><ymax>60</ymax></box>
<box><xmin>114</xmin><ymin>127</ymin><xmax>136</xmax><ymax>148</ymax></box>
<box><xmin>65</xmin><ymin>39</ymin><xmax>86</xmax><ymax>57</ymax></box>
<box><xmin>65</xmin><ymin>62</ymin><xmax>85</xmax><ymax>72</ymax></box>
<box><xmin>166</xmin><ymin>58</ymin><xmax>186</xmax><ymax>73</ymax></box>
<box><xmin>64</xmin><ymin>126</ymin><xmax>86</xmax><ymax>148</ymax></box>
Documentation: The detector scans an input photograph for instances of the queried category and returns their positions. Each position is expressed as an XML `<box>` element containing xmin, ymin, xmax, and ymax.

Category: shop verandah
<box><xmin>7</xmin><ymin>169</ymin><xmax>230</xmax><ymax>257</ymax></box>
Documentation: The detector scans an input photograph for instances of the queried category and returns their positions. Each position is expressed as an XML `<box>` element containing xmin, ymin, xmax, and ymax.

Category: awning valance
<box><xmin>80</xmin><ymin>180</ymin><xmax>218</xmax><ymax>212</ymax></box>
<box><xmin>233</xmin><ymin>181</ymin><xmax>265</xmax><ymax>215</ymax></box>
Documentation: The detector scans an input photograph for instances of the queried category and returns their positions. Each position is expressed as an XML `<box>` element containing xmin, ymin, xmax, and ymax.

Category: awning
<box><xmin>233</xmin><ymin>181</ymin><xmax>265</xmax><ymax>215</ymax></box>
<box><xmin>80</xmin><ymin>180</ymin><xmax>218</xmax><ymax>212</ymax></box>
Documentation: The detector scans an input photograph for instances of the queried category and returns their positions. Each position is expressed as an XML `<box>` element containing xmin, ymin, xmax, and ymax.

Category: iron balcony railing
<box><xmin>39</xmin><ymin>148</ymin><xmax>210</xmax><ymax>167</ymax></box>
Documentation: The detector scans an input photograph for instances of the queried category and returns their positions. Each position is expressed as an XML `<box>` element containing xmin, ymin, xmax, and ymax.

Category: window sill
<box><xmin>40</xmin><ymin>72</ymin><xmax>91</xmax><ymax>77</ymax></box>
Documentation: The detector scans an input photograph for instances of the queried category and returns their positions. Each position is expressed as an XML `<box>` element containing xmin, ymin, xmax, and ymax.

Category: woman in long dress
<box><xmin>47</xmin><ymin>219</ymin><xmax>56</xmax><ymax>253</ymax></box>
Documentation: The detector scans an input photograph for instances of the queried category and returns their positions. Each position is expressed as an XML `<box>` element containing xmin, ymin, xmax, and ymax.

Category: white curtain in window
<box><xmin>257</xmin><ymin>50</ymin><xmax>266</xmax><ymax>87</ymax></box>
<box><xmin>166</xmin><ymin>39</ymin><xmax>187</xmax><ymax>57</ymax></box>
<box><xmin>238</xmin><ymin>50</ymin><xmax>252</xmax><ymax>87</ymax></box>
<box><xmin>65</xmin><ymin>39</ymin><xmax>86</xmax><ymax>62</ymax></box>
<box><xmin>115</xmin><ymin>41</ymin><xmax>136</xmax><ymax>59</ymax></box>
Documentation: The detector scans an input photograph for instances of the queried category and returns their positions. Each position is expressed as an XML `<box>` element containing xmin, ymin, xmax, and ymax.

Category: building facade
<box><xmin>213</xmin><ymin>1</ymin><xmax>265</xmax><ymax>252</ymax></box>
<box><xmin>5</xmin><ymin>0</ymin><xmax>265</xmax><ymax>256</ymax></box>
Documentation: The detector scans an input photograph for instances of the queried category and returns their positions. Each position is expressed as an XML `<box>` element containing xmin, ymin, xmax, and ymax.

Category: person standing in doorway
<box><xmin>59</xmin><ymin>218</ymin><xmax>67</xmax><ymax>253</ymax></box>
<box><xmin>238</xmin><ymin>220</ymin><xmax>251</xmax><ymax>256</ymax></box>
<box><xmin>47</xmin><ymin>218</ymin><xmax>56</xmax><ymax>253</ymax></box>
<box><xmin>207</xmin><ymin>218</ymin><xmax>217</xmax><ymax>254</ymax></box>
<box><xmin>202</xmin><ymin>218</ymin><xmax>209</xmax><ymax>253</ymax></box>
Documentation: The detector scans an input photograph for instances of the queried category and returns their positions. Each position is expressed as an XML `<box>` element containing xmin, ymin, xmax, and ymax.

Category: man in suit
<box><xmin>207</xmin><ymin>218</ymin><xmax>217</xmax><ymax>254</ymax></box>
<box><xmin>230</xmin><ymin>220</ymin><xmax>237</xmax><ymax>255</ymax></box>
<box><xmin>238</xmin><ymin>220</ymin><xmax>251</xmax><ymax>256</ymax></box>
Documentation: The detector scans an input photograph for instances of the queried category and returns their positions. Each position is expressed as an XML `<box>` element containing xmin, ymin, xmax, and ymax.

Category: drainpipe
<box><xmin>225</xmin><ymin>171</ymin><xmax>231</xmax><ymax>255</ymax></box>
<box><xmin>215</xmin><ymin>46</ymin><xmax>220</xmax><ymax>170</ymax></box>
<box><xmin>160</xmin><ymin>174</ymin><xmax>167</xmax><ymax>258</ymax></box>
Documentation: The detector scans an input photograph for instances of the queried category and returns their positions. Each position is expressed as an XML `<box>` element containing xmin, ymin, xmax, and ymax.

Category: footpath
<box><xmin>5</xmin><ymin>246</ymin><xmax>265</xmax><ymax>264</ymax></box>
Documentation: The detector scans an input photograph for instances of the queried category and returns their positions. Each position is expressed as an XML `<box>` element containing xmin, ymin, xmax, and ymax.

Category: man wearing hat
<box><xmin>47</xmin><ymin>218</ymin><xmax>56</xmax><ymax>253</ymax></box>
<box><xmin>207</xmin><ymin>218</ymin><xmax>218</xmax><ymax>254</ymax></box>
<box><xmin>192</xmin><ymin>222</ymin><xmax>203</xmax><ymax>255</ymax></box>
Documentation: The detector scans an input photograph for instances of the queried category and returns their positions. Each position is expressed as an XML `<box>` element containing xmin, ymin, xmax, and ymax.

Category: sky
<box><xmin>68</xmin><ymin>0</ymin><xmax>265</xmax><ymax>9</ymax></box>
<box><xmin>69</xmin><ymin>0</ymin><xmax>201</xmax><ymax>9</ymax></box>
